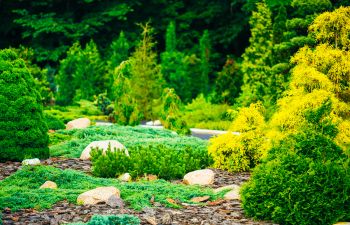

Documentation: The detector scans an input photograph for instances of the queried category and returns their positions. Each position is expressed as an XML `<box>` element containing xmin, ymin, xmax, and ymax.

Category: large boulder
<box><xmin>77</xmin><ymin>186</ymin><xmax>120</xmax><ymax>205</ymax></box>
<box><xmin>183</xmin><ymin>169</ymin><xmax>215</xmax><ymax>185</ymax></box>
<box><xmin>80</xmin><ymin>140</ymin><xmax>129</xmax><ymax>160</ymax></box>
<box><xmin>66</xmin><ymin>118</ymin><xmax>91</xmax><ymax>130</ymax></box>
<box><xmin>22</xmin><ymin>158</ymin><xmax>41</xmax><ymax>166</ymax></box>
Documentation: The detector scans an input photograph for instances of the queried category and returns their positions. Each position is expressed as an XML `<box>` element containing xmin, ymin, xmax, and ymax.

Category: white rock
<box><xmin>214</xmin><ymin>184</ymin><xmax>240</xmax><ymax>193</ymax></box>
<box><xmin>118</xmin><ymin>173</ymin><xmax>132</xmax><ymax>182</ymax></box>
<box><xmin>40</xmin><ymin>181</ymin><xmax>58</xmax><ymax>189</ymax></box>
<box><xmin>145</xmin><ymin>120</ymin><xmax>162</xmax><ymax>126</ymax></box>
<box><xmin>183</xmin><ymin>169</ymin><xmax>215</xmax><ymax>185</ymax></box>
<box><xmin>66</xmin><ymin>118</ymin><xmax>91</xmax><ymax>130</ymax></box>
<box><xmin>77</xmin><ymin>186</ymin><xmax>120</xmax><ymax>205</ymax></box>
<box><xmin>22</xmin><ymin>158</ymin><xmax>41</xmax><ymax>166</ymax></box>
<box><xmin>80</xmin><ymin>140</ymin><xmax>129</xmax><ymax>160</ymax></box>
<box><xmin>334</xmin><ymin>223</ymin><xmax>350</xmax><ymax>225</ymax></box>
<box><xmin>224</xmin><ymin>187</ymin><xmax>241</xmax><ymax>200</ymax></box>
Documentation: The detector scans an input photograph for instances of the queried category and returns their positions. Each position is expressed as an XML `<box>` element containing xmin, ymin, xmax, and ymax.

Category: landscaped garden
<box><xmin>1</xmin><ymin>1</ymin><xmax>350</xmax><ymax>225</ymax></box>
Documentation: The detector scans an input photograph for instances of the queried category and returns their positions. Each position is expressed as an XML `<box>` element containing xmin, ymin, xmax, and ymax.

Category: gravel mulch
<box><xmin>1</xmin><ymin>159</ymin><xmax>276</xmax><ymax>225</ymax></box>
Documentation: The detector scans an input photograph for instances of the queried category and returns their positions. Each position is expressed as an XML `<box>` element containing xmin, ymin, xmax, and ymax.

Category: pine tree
<box><xmin>238</xmin><ymin>1</ymin><xmax>273</xmax><ymax>106</ymax></box>
<box><xmin>75</xmin><ymin>40</ymin><xmax>106</xmax><ymax>100</ymax></box>
<box><xmin>128</xmin><ymin>23</ymin><xmax>164</xmax><ymax>120</ymax></box>
<box><xmin>0</xmin><ymin>49</ymin><xmax>49</xmax><ymax>162</ymax></box>
<box><xmin>56</xmin><ymin>42</ymin><xmax>81</xmax><ymax>105</ymax></box>
<box><xmin>161</xmin><ymin>22</ymin><xmax>191</xmax><ymax>103</ymax></box>
<box><xmin>199</xmin><ymin>30</ymin><xmax>211</xmax><ymax>96</ymax></box>
<box><xmin>108</xmin><ymin>31</ymin><xmax>130</xmax><ymax>69</ymax></box>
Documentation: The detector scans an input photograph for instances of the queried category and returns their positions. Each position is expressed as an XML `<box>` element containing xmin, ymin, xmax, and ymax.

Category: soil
<box><xmin>0</xmin><ymin>159</ymin><xmax>276</xmax><ymax>225</ymax></box>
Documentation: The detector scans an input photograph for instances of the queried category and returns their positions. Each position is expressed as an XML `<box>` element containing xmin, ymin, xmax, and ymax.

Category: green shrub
<box><xmin>68</xmin><ymin>214</ymin><xmax>140</xmax><ymax>225</ymax></box>
<box><xmin>48</xmin><ymin>132</ymin><xmax>72</xmax><ymax>146</ymax></box>
<box><xmin>241</xmin><ymin>101</ymin><xmax>350</xmax><ymax>225</ymax></box>
<box><xmin>183</xmin><ymin>95</ymin><xmax>232</xmax><ymax>130</ymax></box>
<box><xmin>91</xmin><ymin>144</ymin><xmax>211</xmax><ymax>180</ymax></box>
<box><xmin>0</xmin><ymin>166</ymin><xmax>218</xmax><ymax>211</ymax></box>
<box><xmin>95</xmin><ymin>93</ymin><xmax>113</xmax><ymax>116</ymax></box>
<box><xmin>50</xmin><ymin>125</ymin><xmax>207</xmax><ymax>159</ymax></box>
<box><xmin>0</xmin><ymin>49</ymin><xmax>49</xmax><ymax>162</ymax></box>
<box><xmin>44</xmin><ymin>113</ymin><xmax>65</xmax><ymax>130</ymax></box>
<box><xmin>160</xmin><ymin>88</ymin><xmax>190</xmax><ymax>135</ymax></box>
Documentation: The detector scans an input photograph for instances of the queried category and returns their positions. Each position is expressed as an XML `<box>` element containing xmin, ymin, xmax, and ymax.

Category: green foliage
<box><xmin>208</xmin><ymin>103</ymin><xmax>269</xmax><ymax>172</ymax></box>
<box><xmin>108</xmin><ymin>31</ymin><xmax>130</xmax><ymax>70</ymax></box>
<box><xmin>239</xmin><ymin>1</ymin><xmax>273</xmax><ymax>106</ymax></box>
<box><xmin>241</xmin><ymin>101</ymin><xmax>350</xmax><ymax>225</ymax></box>
<box><xmin>48</xmin><ymin>132</ymin><xmax>72</xmax><ymax>146</ymax></box>
<box><xmin>49</xmin><ymin>125</ymin><xmax>207</xmax><ymax>159</ymax></box>
<box><xmin>56</xmin><ymin>42</ymin><xmax>81</xmax><ymax>106</ymax></box>
<box><xmin>0</xmin><ymin>166</ymin><xmax>219</xmax><ymax>211</ymax></box>
<box><xmin>213</xmin><ymin>57</ymin><xmax>242</xmax><ymax>105</ymax></box>
<box><xmin>43</xmin><ymin>113</ymin><xmax>65</xmax><ymax>130</ymax></box>
<box><xmin>199</xmin><ymin>30</ymin><xmax>211</xmax><ymax>96</ymax></box>
<box><xmin>182</xmin><ymin>95</ymin><xmax>232</xmax><ymax>130</ymax></box>
<box><xmin>0</xmin><ymin>49</ymin><xmax>49</xmax><ymax>162</ymax></box>
<box><xmin>91</xmin><ymin>144</ymin><xmax>211</xmax><ymax>180</ymax></box>
<box><xmin>161</xmin><ymin>22</ymin><xmax>192</xmax><ymax>103</ymax></box>
<box><xmin>67</xmin><ymin>214</ymin><xmax>140</xmax><ymax>225</ymax></box>
<box><xmin>160</xmin><ymin>88</ymin><xmax>190</xmax><ymax>135</ymax></box>
<box><xmin>75</xmin><ymin>40</ymin><xmax>106</xmax><ymax>101</ymax></box>
<box><xmin>95</xmin><ymin>93</ymin><xmax>113</xmax><ymax>116</ymax></box>
<box><xmin>45</xmin><ymin>100</ymin><xmax>104</xmax><ymax>124</ymax></box>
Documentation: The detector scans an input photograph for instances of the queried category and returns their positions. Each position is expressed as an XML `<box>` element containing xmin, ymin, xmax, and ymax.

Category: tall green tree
<box><xmin>199</xmin><ymin>30</ymin><xmax>211</xmax><ymax>96</ymax></box>
<box><xmin>108</xmin><ymin>31</ymin><xmax>130</xmax><ymax>69</ymax></box>
<box><xmin>161</xmin><ymin>22</ymin><xmax>191</xmax><ymax>103</ymax></box>
<box><xmin>56</xmin><ymin>42</ymin><xmax>81</xmax><ymax>105</ymax></box>
<box><xmin>128</xmin><ymin>23</ymin><xmax>164</xmax><ymax>120</ymax></box>
<box><xmin>238</xmin><ymin>1</ymin><xmax>273</xmax><ymax>106</ymax></box>
<box><xmin>75</xmin><ymin>40</ymin><xmax>106</xmax><ymax>101</ymax></box>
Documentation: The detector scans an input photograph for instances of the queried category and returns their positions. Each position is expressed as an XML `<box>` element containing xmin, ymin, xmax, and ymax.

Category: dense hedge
<box><xmin>0</xmin><ymin>49</ymin><xmax>49</xmax><ymax>162</ymax></box>
<box><xmin>91</xmin><ymin>144</ymin><xmax>211</xmax><ymax>180</ymax></box>
<box><xmin>241</xmin><ymin>102</ymin><xmax>350</xmax><ymax>225</ymax></box>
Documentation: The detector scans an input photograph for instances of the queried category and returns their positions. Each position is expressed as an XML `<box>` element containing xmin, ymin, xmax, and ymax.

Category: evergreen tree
<box><xmin>238</xmin><ymin>1</ymin><xmax>273</xmax><ymax>106</ymax></box>
<box><xmin>108</xmin><ymin>31</ymin><xmax>130</xmax><ymax>69</ymax></box>
<box><xmin>199</xmin><ymin>30</ymin><xmax>211</xmax><ymax>95</ymax></box>
<box><xmin>0</xmin><ymin>49</ymin><xmax>49</xmax><ymax>162</ymax></box>
<box><xmin>75</xmin><ymin>40</ymin><xmax>106</xmax><ymax>100</ymax></box>
<box><xmin>128</xmin><ymin>23</ymin><xmax>164</xmax><ymax>120</ymax></box>
<box><xmin>161</xmin><ymin>22</ymin><xmax>191</xmax><ymax>103</ymax></box>
<box><xmin>56</xmin><ymin>42</ymin><xmax>81</xmax><ymax>105</ymax></box>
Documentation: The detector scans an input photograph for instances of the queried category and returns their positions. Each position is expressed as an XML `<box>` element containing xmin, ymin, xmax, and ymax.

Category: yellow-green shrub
<box><xmin>208</xmin><ymin>103</ymin><xmax>270</xmax><ymax>172</ymax></box>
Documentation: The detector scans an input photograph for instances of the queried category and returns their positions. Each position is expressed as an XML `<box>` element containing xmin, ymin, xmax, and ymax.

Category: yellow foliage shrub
<box><xmin>208</xmin><ymin>103</ymin><xmax>270</xmax><ymax>172</ymax></box>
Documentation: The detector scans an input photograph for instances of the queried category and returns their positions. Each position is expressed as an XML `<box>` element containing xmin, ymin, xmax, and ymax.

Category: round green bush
<box><xmin>43</xmin><ymin>113</ymin><xmax>65</xmax><ymax>130</ymax></box>
<box><xmin>0</xmin><ymin>49</ymin><xmax>49</xmax><ymax>162</ymax></box>
<box><xmin>241</xmin><ymin>130</ymin><xmax>350</xmax><ymax>225</ymax></box>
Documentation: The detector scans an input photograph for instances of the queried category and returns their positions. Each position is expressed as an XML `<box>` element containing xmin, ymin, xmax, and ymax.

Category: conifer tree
<box><xmin>75</xmin><ymin>40</ymin><xmax>106</xmax><ymax>100</ymax></box>
<box><xmin>161</xmin><ymin>22</ymin><xmax>191</xmax><ymax>103</ymax></box>
<box><xmin>0</xmin><ymin>49</ymin><xmax>49</xmax><ymax>162</ymax></box>
<box><xmin>56</xmin><ymin>42</ymin><xmax>81</xmax><ymax>105</ymax></box>
<box><xmin>199</xmin><ymin>30</ymin><xmax>211</xmax><ymax>95</ymax></box>
<box><xmin>238</xmin><ymin>1</ymin><xmax>273</xmax><ymax>106</ymax></box>
<box><xmin>108</xmin><ymin>31</ymin><xmax>130</xmax><ymax>69</ymax></box>
<box><xmin>128</xmin><ymin>23</ymin><xmax>164</xmax><ymax>120</ymax></box>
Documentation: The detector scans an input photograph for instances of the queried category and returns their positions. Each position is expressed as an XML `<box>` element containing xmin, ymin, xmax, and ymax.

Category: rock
<box><xmin>334</xmin><ymin>223</ymin><xmax>350</xmax><ymax>225</ymax></box>
<box><xmin>22</xmin><ymin>158</ymin><xmax>41</xmax><ymax>166</ymax></box>
<box><xmin>145</xmin><ymin>174</ymin><xmax>158</xmax><ymax>181</ymax></box>
<box><xmin>214</xmin><ymin>184</ymin><xmax>240</xmax><ymax>193</ymax></box>
<box><xmin>219</xmin><ymin>185</ymin><xmax>240</xmax><ymax>200</ymax></box>
<box><xmin>66</xmin><ymin>118</ymin><xmax>91</xmax><ymax>130</ymax></box>
<box><xmin>77</xmin><ymin>186</ymin><xmax>120</xmax><ymax>205</ymax></box>
<box><xmin>39</xmin><ymin>181</ymin><xmax>57</xmax><ymax>189</ymax></box>
<box><xmin>161</xmin><ymin>213</ymin><xmax>172</xmax><ymax>224</ymax></box>
<box><xmin>80</xmin><ymin>140</ymin><xmax>129</xmax><ymax>160</ymax></box>
<box><xmin>183</xmin><ymin>169</ymin><xmax>215</xmax><ymax>185</ymax></box>
<box><xmin>106</xmin><ymin>195</ymin><xmax>124</xmax><ymax>208</ymax></box>
<box><xmin>145</xmin><ymin>120</ymin><xmax>162</xmax><ymax>126</ymax></box>
<box><xmin>144</xmin><ymin>216</ymin><xmax>157</xmax><ymax>225</ymax></box>
<box><xmin>191</xmin><ymin>196</ymin><xmax>210</xmax><ymax>203</ymax></box>
<box><xmin>118</xmin><ymin>173</ymin><xmax>131</xmax><ymax>182</ymax></box>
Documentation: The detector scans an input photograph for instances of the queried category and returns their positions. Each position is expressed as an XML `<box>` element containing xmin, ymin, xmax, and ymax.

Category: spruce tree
<box><xmin>128</xmin><ymin>23</ymin><xmax>164</xmax><ymax>120</ymax></box>
<box><xmin>56</xmin><ymin>42</ymin><xmax>81</xmax><ymax>105</ymax></box>
<box><xmin>0</xmin><ymin>49</ymin><xmax>49</xmax><ymax>162</ymax></box>
<box><xmin>161</xmin><ymin>22</ymin><xmax>191</xmax><ymax>103</ymax></box>
<box><xmin>238</xmin><ymin>1</ymin><xmax>273</xmax><ymax>106</ymax></box>
<box><xmin>108</xmin><ymin>31</ymin><xmax>130</xmax><ymax>69</ymax></box>
<box><xmin>199</xmin><ymin>30</ymin><xmax>211</xmax><ymax>96</ymax></box>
